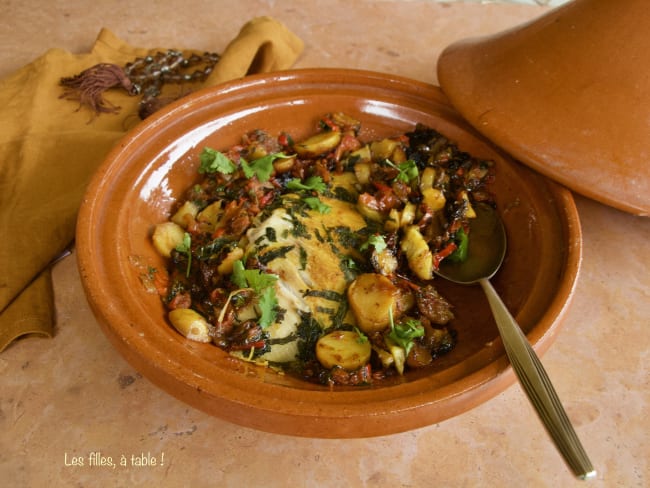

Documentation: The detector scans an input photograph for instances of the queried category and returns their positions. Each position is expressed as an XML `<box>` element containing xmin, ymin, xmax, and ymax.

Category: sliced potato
<box><xmin>385</xmin><ymin>337</ymin><xmax>406</xmax><ymax>375</ymax></box>
<box><xmin>171</xmin><ymin>201</ymin><xmax>199</xmax><ymax>228</ymax></box>
<box><xmin>371</xmin><ymin>247</ymin><xmax>398</xmax><ymax>276</ymax></box>
<box><xmin>273</xmin><ymin>155</ymin><xmax>296</xmax><ymax>173</ymax></box>
<box><xmin>152</xmin><ymin>222</ymin><xmax>186</xmax><ymax>258</ymax></box>
<box><xmin>422</xmin><ymin>187</ymin><xmax>446</xmax><ymax>212</ymax></box>
<box><xmin>349</xmin><ymin>145</ymin><xmax>372</xmax><ymax>165</ymax></box>
<box><xmin>168</xmin><ymin>308</ymin><xmax>212</xmax><ymax>343</ymax></box>
<box><xmin>353</xmin><ymin>160</ymin><xmax>372</xmax><ymax>185</ymax></box>
<box><xmin>419</xmin><ymin>166</ymin><xmax>436</xmax><ymax>191</ymax></box>
<box><xmin>217</xmin><ymin>247</ymin><xmax>244</xmax><ymax>275</ymax></box>
<box><xmin>348</xmin><ymin>273</ymin><xmax>397</xmax><ymax>334</ymax></box>
<box><xmin>196</xmin><ymin>200</ymin><xmax>223</xmax><ymax>226</ymax></box>
<box><xmin>294</xmin><ymin>130</ymin><xmax>341</xmax><ymax>157</ymax></box>
<box><xmin>369</xmin><ymin>138</ymin><xmax>400</xmax><ymax>161</ymax></box>
<box><xmin>400</xmin><ymin>202</ymin><xmax>417</xmax><ymax>227</ymax></box>
<box><xmin>458</xmin><ymin>190</ymin><xmax>477</xmax><ymax>218</ymax></box>
<box><xmin>316</xmin><ymin>330</ymin><xmax>371</xmax><ymax>371</ymax></box>
<box><xmin>400</xmin><ymin>226</ymin><xmax>433</xmax><ymax>280</ymax></box>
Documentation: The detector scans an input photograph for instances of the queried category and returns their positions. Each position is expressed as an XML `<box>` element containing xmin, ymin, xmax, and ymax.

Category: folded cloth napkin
<box><xmin>0</xmin><ymin>17</ymin><xmax>303</xmax><ymax>352</ymax></box>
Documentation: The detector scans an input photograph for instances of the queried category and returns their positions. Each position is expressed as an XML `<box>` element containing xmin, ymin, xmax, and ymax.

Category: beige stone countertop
<box><xmin>1</xmin><ymin>1</ymin><xmax>648</xmax><ymax>487</ymax></box>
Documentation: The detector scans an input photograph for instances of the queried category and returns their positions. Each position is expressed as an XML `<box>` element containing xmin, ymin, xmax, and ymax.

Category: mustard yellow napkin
<box><xmin>0</xmin><ymin>17</ymin><xmax>303</xmax><ymax>352</ymax></box>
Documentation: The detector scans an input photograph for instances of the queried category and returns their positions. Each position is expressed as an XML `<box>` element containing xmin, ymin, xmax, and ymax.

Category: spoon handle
<box><xmin>479</xmin><ymin>279</ymin><xmax>596</xmax><ymax>480</ymax></box>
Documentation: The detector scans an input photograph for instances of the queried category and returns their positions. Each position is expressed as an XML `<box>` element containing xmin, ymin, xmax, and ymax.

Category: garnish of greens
<box><xmin>231</xmin><ymin>259</ymin><xmax>279</xmax><ymax>328</ymax></box>
<box><xmin>448</xmin><ymin>227</ymin><xmax>469</xmax><ymax>262</ymax></box>
<box><xmin>175</xmin><ymin>232</ymin><xmax>192</xmax><ymax>277</ymax></box>
<box><xmin>198</xmin><ymin>148</ymin><xmax>236</xmax><ymax>174</ymax></box>
<box><xmin>303</xmin><ymin>197</ymin><xmax>331</xmax><ymax>214</ymax></box>
<box><xmin>241</xmin><ymin>152</ymin><xmax>290</xmax><ymax>182</ymax></box>
<box><xmin>287</xmin><ymin>175</ymin><xmax>331</xmax><ymax>214</ymax></box>
<box><xmin>198</xmin><ymin>147</ymin><xmax>289</xmax><ymax>183</ymax></box>
<box><xmin>385</xmin><ymin>159</ymin><xmax>419</xmax><ymax>183</ymax></box>
<box><xmin>360</xmin><ymin>234</ymin><xmax>387</xmax><ymax>253</ymax></box>
<box><xmin>387</xmin><ymin>307</ymin><xmax>425</xmax><ymax>356</ymax></box>
<box><xmin>286</xmin><ymin>175</ymin><xmax>328</xmax><ymax>192</ymax></box>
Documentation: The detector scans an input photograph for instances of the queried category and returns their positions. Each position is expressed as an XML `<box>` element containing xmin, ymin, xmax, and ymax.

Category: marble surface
<box><xmin>1</xmin><ymin>1</ymin><xmax>648</xmax><ymax>487</ymax></box>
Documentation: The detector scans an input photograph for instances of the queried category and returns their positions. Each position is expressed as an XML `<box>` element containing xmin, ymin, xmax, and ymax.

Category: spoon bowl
<box><xmin>436</xmin><ymin>203</ymin><xmax>595</xmax><ymax>480</ymax></box>
<box><xmin>437</xmin><ymin>203</ymin><xmax>506</xmax><ymax>284</ymax></box>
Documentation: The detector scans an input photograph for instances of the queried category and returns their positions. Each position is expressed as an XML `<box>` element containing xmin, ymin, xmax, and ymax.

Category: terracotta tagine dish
<box><xmin>76</xmin><ymin>69</ymin><xmax>582</xmax><ymax>437</ymax></box>
<box><xmin>437</xmin><ymin>0</ymin><xmax>650</xmax><ymax>216</ymax></box>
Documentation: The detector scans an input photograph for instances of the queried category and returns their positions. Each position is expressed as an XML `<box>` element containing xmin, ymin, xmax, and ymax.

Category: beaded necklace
<box><xmin>59</xmin><ymin>49</ymin><xmax>220</xmax><ymax>120</ymax></box>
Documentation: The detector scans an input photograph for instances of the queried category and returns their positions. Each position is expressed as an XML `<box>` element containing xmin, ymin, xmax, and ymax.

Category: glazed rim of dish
<box><xmin>76</xmin><ymin>68</ymin><xmax>582</xmax><ymax>437</ymax></box>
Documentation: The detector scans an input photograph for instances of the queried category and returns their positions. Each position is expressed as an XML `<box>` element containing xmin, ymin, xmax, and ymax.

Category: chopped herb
<box><xmin>241</xmin><ymin>152</ymin><xmax>289</xmax><ymax>182</ymax></box>
<box><xmin>331</xmin><ymin>186</ymin><xmax>357</xmax><ymax>203</ymax></box>
<box><xmin>257</xmin><ymin>287</ymin><xmax>278</xmax><ymax>328</ymax></box>
<box><xmin>199</xmin><ymin>148</ymin><xmax>237</xmax><ymax>174</ymax></box>
<box><xmin>258</xmin><ymin>245</ymin><xmax>295</xmax><ymax>265</ymax></box>
<box><xmin>387</xmin><ymin>308</ymin><xmax>425</xmax><ymax>356</ymax></box>
<box><xmin>265</xmin><ymin>227</ymin><xmax>277</xmax><ymax>243</ymax></box>
<box><xmin>354</xmin><ymin>326</ymin><xmax>368</xmax><ymax>344</ymax></box>
<box><xmin>304</xmin><ymin>196</ymin><xmax>331</xmax><ymax>214</ymax></box>
<box><xmin>385</xmin><ymin>158</ymin><xmax>419</xmax><ymax>183</ymax></box>
<box><xmin>303</xmin><ymin>289</ymin><xmax>344</xmax><ymax>302</ymax></box>
<box><xmin>286</xmin><ymin>175</ymin><xmax>327</xmax><ymax>193</ymax></box>
<box><xmin>296</xmin><ymin>311</ymin><xmax>322</xmax><ymax>362</ymax></box>
<box><xmin>195</xmin><ymin>237</ymin><xmax>233</xmax><ymax>260</ymax></box>
<box><xmin>360</xmin><ymin>234</ymin><xmax>387</xmax><ymax>253</ymax></box>
<box><xmin>448</xmin><ymin>227</ymin><xmax>469</xmax><ymax>262</ymax></box>
<box><xmin>298</xmin><ymin>245</ymin><xmax>308</xmax><ymax>270</ymax></box>
<box><xmin>175</xmin><ymin>232</ymin><xmax>192</xmax><ymax>277</ymax></box>
<box><xmin>231</xmin><ymin>260</ymin><xmax>279</xmax><ymax>328</ymax></box>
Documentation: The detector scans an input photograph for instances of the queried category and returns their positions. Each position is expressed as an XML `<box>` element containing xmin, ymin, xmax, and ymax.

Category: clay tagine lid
<box><xmin>437</xmin><ymin>0</ymin><xmax>650</xmax><ymax>216</ymax></box>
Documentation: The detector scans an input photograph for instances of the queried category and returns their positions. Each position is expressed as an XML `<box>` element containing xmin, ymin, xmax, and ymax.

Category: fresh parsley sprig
<box><xmin>360</xmin><ymin>234</ymin><xmax>387</xmax><ymax>253</ymax></box>
<box><xmin>231</xmin><ymin>260</ymin><xmax>279</xmax><ymax>328</ymax></box>
<box><xmin>387</xmin><ymin>307</ymin><xmax>425</xmax><ymax>356</ymax></box>
<box><xmin>286</xmin><ymin>175</ymin><xmax>327</xmax><ymax>193</ymax></box>
<box><xmin>175</xmin><ymin>232</ymin><xmax>193</xmax><ymax>277</ymax></box>
<box><xmin>385</xmin><ymin>159</ymin><xmax>419</xmax><ymax>183</ymax></box>
<box><xmin>303</xmin><ymin>197</ymin><xmax>331</xmax><ymax>214</ymax></box>
<box><xmin>241</xmin><ymin>152</ymin><xmax>290</xmax><ymax>182</ymax></box>
<box><xmin>199</xmin><ymin>148</ymin><xmax>236</xmax><ymax>174</ymax></box>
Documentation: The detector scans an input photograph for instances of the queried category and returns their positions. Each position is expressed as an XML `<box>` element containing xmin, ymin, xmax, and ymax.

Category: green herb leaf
<box><xmin>387</xmin><ymin>308</ymin><xmax>424</xmax><ymax>356</ymax></box>
<box><xmin>385</xmin><ymin>159</ymin><xmax>419</xmax><ymax>183</ymax></box>
<box><xmin>448</xmin><ymin>227</ymin><xmax>469</xmax><ymax>262</ymax></box>
<box><xmin>231</xmin><ymin>260</ymin><xmax>278</xmax><ymax>292</ymax></box>
<box><xmin>175</xmin><ymin>232</ymin><xmax>192</xmax><ymax>277</ymax></box>
<box><xmin>353</xmin><ymin>326</ymin><xmax>368</xmax><ymax>344</ymax></box>
<box><xmin>257</xmin><ymin>286</ymin><xmax>278</xmax><ymax>328</ymax></box>
<box><xmin>360</xmin><ymin>234</ymin><xmax>387</xmax><ymax>253</ymax></box>
<box><xmin>286</xmin><ymin>175</ymin><xmax>327</xmax><ymax>193</ymax></box>
<box><xmin>199</xmin><ymin>148</ymin><xmax>237</xmax><ymax>174</ymax></box>
<box><xmin>304</xmin><ymin>196</ymin><xmax>331</xmax><ymax>214</ymax></box>
<box><xmin>241</xmin><ymin>152</ymin><xmax>290</xmax><ymax>182</ymax></box>
<box><xmin>231</xmin><ymin>259</ymin><xmax>279</xmax><ymax>328</ymax></box>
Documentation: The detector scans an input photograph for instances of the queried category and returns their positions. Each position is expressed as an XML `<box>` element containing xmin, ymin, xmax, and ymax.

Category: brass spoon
<box><xmin>435</xmin><ymin>203</ymin><xmax>596</xmax><ymax>480</ymax></box>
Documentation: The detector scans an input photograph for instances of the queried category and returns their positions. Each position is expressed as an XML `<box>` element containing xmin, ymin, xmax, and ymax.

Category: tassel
<box><xmin>59</xmin><ymin>63</ymin><xmax>137</xmax><ymax>115</ymax></box>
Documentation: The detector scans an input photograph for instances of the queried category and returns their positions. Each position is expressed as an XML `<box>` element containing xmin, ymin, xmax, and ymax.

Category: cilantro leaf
<box><xmin>448</xmin><ymin>227</ymin><xmax>469</xmax><ymax>263</ymax></box>
<box><xmin>387</xmin><ymin>309</ymin><xmax>425</xmax><ymax>356</ymax></box>
<box><xmin>175</xmin><ymin>232</ymin><xmax>192</xmax><ymax>277</ymax></box>
<box><xmin>304</xmin><ymin>196</ymin><xmax>331</xmax><ymax>214</ymax></box>
<box><xmin>230</xmin><ymin>259</ymin><xmax>279</xmax><ymax>328</ymax></box>
<box><xmin>241</xmin><ymin>152</ymin><xmax>290</xmax><ymax>182</ymax></box>
<box><xmin>231</xmin><ymin>259</ymin><xmax>278</xmax><ymax>292</ymax></box>
<box><xmin>199</xmin><ymin>148</ymin><xmax>237</xmax><ymax>174</ymax></box>
<box><xmin>286</xmin><ymin>176</ymin><xmax>327</xmax><ymax>193</ymax></box>
<box><xmin>257</xmin><ymin>286</ymin><xmax>278</xmax><ymax>328</ymax></box>
<box><xmin>385</xmin><ymin>159</ymin><xmax>419</xmax><ymax>183</ymax></box>
<box><xmin>231</xmin><ymin>259</ymin><xmax>248</xmax><ymax>288</ymax></box>
<box><xmin>360</xmin><ymin>234</ymin><xmax>387</xmax><ymax>253</ymax></box>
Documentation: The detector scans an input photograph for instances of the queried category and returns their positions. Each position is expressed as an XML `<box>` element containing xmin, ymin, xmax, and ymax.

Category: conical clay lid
<box><xmin>437</xmin><ymin>0</ymin><xmax>650</xmax><ymax>216</ymax></box>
